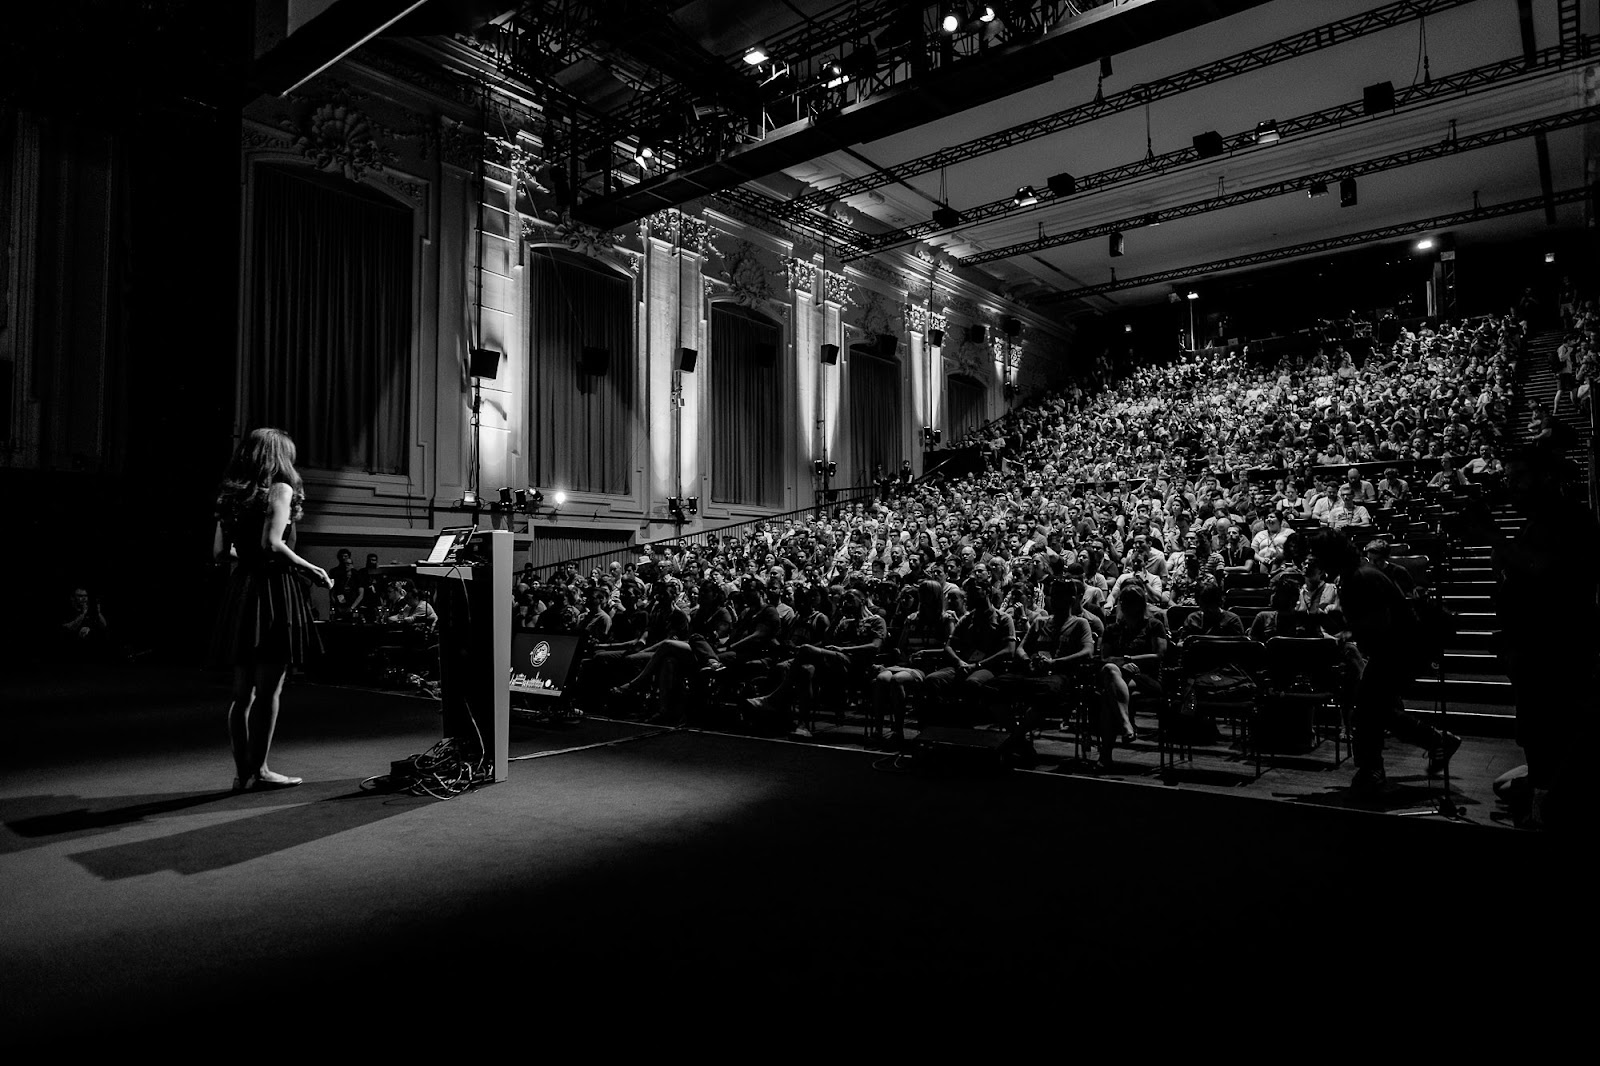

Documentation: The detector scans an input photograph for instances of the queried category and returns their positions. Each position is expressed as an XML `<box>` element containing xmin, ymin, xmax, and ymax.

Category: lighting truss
<box><xmin>850</xmin><ymin>40</ymin><xmax>1593</xmax><ymax>257</ymax></box>
<box><xmin>778</xmin><ymin>0</ymin><xmax>1479</xmax><ymax>220</ymax></box>
<box><xmin>1037</xmin><ymin>184</ymin><xmax>1595</xmax><ymax>302</ymax></box>
<box><xmin>961</xmin><ymin>105</ymin><xmax>1600</xmax><ymax>265</ymax></box>
<box><xmin>479</xmin><ymin>0</ymin><xmax>606</xmax><ymax>83</ymax></box>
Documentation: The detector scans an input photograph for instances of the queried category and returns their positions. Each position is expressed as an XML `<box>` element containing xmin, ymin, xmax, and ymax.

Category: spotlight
<box><xmin>822</xmin><ymin>57</ymin><xmax>846</xmax><ymax>89</ymax></box>
<box><xmin>1012</xmin><ymin>186</ymin><xmax>1038</xmax><ymax>207</ymax></box>
<box><xmin>636</xmin><ymin>144</ymin><xmax>654</xmax><ymax>166</ymax></box>
<box><xmin>515</xmin><ymin>489</ymin><xmax>529</xmax><ymax>509</ymax></box>
<box><xmin>933</xmin><ymin>429</ymin><xmax>941</xmax><ymax>444</ymax></box>
<box><xmin>941</xmin><ymin>11</ymin><xmax>961</xmax><ymax>34</ymax></box>
<box><xmin>1186</xmin><ymin>291</ymin><xmax>1199</xmax><ymax>301</ymax></box>
<box><xmin>1340</xmin><ymin>177</ymin><xmax>1358</xmax><ymax>207</ymax></box>
<box><xmin>1255</xmin><ymin>120</ymin><xmax>1279</xmax><ymax>145</ymax></box>
<box><xmin>553</xmin><ymin>491</ymin><xmax>567</xmax><ymax>506</ymax></box>
<box><xmin>1109</xmin><ymin>231</ymin><xmax>1125</xmax><ymax>257</ymax></box>
<box><xmin>979</xmin><ymin>5</ymin><xmax>997</xmax><ymax>23</ymax></box>
<box><xmin>813</xmin><ymin>459</ymin><xmax>825</xmax><ymax>477</ymax></box>
<box><xmin>497</xmin><ymin>486</ymin><xmax>514</xmax><ymax>508</ymax></box>
<box><xmin>1308</xmin><ymin>180</ymin><xmax>1329</xmax><ymax>198</ymax></box>
<box><xmin>932</xmin><ymin>205</ymin><xmax>962</xmax><ymax>228</ymax></box>
<box><xmin>827</xmin><ymin>461</ymin><xmax>837</xmax><ymax>478</ymax></box>
<box><xmin>743</xmin><ymin>45</ymin><xmax>769</xmax><ymax>66</ymax></box>
<box><xmin>1415</xmin><ymin>238</ymin><xmax>1435</xmax><ymax>251</ymax></box>
<box><xmin>668</xmin><ymin>496</ymin><xmax>686</xmax><ymax>521</ymax></box>
<box><xmin>1099</xmin><ymin>55</ymin><xmax>1112</xmax><ymax>77</ymax></box>
<box><xmin>458</xmin><ymin>490</ymin><xmax>478</xmax><ymax>509</ymax></box>
<box><xmin>1124</xmin><ymin>323</ymin><xmax>1133</xmax><ymax>333</ymax></box>
<box><xmin>687</xmin><ymin>497</ymin><xmax>699</xmax><ymax>515</ymax></box>
<box><xmin>1545</xmin><ymin>252</ymin><xmax>1556</xmax><ymax>264</ymax></box>
<box><xmin>531</xmin><ymin>490</ymin><xmax>544</xmax><ymax>507</ymax></box>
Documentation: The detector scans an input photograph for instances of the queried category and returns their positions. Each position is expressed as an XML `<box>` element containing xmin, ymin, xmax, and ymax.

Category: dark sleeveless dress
<box><xmin>212</xmin><ymin>499</ymin><xmax>321</xmax><ymax>667</ymax></box>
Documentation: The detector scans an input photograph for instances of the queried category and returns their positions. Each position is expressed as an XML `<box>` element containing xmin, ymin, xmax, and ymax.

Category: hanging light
<box><xmin>1255</xmin><ymin>120</ymin><xmax>1280</xmax><ymax>145</ymax></box>
<box><xmin>743</xmin><ymin>45</ymin><xmax>769</xmax><ymax>66</ymax></box>
<box><xmin>636</xmin><ymin>144</ymin><xmax>654</xmax><ymax>166</ymax></box>
<box><xmin>940</xmin><ymin>10</ymin><xmax>961</xmax><ymax>34</ymax></box>
<box><xmin>1012</xmin><ymin>185</ymin><xmax>1038</xmax><ymax>206</ymax></box>
<box><xmin>978</xmin><ymin>5</ymin><xmax>997</xmax><ymax>23</ymax></box>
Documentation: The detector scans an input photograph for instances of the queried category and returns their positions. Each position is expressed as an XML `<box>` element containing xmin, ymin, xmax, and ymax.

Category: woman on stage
<box><xmin>212</xmin><ymin>428</ymin><xmax>332</xmax><ymax>791</ymax></box>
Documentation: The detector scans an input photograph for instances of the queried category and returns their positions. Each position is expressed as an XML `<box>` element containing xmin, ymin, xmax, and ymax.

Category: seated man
<box><xmin>1375</xmin><ymin>467</ymin><xmax>1410</xmax><ymax>506</ymax></box>
<box><xmin>328</xmin><ymin>548</ymin><xmax>365</xmax><ymax>619</ymax></box>
<box><xmin>1179</xmin><ymin>582</ymin><xmax>1245</xmax><ymax>640</ymax></box>
<box><xmin>384</xmin><ymin>585</ymin><xmax>438</xmax><ymax>629</ymax></box>
<box><xmin>1095</xmin><ymin>582</ymin><xmax>1168</xmax><ymax>769</ymax></box>
<box><xmin>1362</xmin><ymin>538</ymin><xmax>1416</xmax><ymax>597</ymax></box>
<box><xmin>1345</xmin><ymin>466</ymin><xmax>1377</xmax><ymax>504</ymax></box>
<box><xmin>58</xmin><ymin>586</ymin><xmax>114</xmax><ymax>662</ymax></box>
<box><xmin>1324</xmin><ymin>486</ymin><xmax>1373</xmax><ymax>531</ymax></box>
<box><xmin>921</xmin><ymin>578</ymin><xmax>1019</xmax><ymax>722</ymax></box>
<box><xmin>749</xmin><ymin>588</ymin><xmax>887</xmax><ymax>736</ymax></box>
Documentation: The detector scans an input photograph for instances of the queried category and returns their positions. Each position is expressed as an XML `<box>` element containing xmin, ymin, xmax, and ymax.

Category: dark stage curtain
<box><xmin>710</xmin><ymin>303</ymin><xmax>783</xmax><ymax>507</ymax></box>
<box><xmin>848</xmin><ymin>347</ymin><xmax>901</xmax><ymax>485</ymax></box>
<box><xmin>947</xmin><ymin>374</ymin><xmax>987</xmax><ymax>444</ymax></box>
<box><xmin>529</xmin><ymin>249</ymin><xmax>634</xmax><ymax>496</ymax></box>
<box><xmin>248</xmin><ymin>165</ymin><xmax>412</xmax><ymax>474</ymax></box>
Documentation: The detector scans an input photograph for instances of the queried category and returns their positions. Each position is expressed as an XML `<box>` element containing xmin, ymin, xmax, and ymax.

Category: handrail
<box><xmin>520</xmin><ymin>483</ymin><xmax>882</xmax><ymax>581</ymax></box>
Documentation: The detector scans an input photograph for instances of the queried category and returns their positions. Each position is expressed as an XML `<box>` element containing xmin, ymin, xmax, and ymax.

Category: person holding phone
<box><xmin>212</xmin><ymin>427</ymin><xmax>333</xmax><ymax>792</ymax></box>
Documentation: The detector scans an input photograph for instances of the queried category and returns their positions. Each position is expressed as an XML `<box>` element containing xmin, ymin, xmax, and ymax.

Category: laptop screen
<box><xmin>509</xmin><ymin>631</ymin><xmax>584</xmax><ymax>699</ymax></box>
<box><xmin>424</xmin><ymin>526</ymin><xmax>476</xmax><ymax>565</ymax></box>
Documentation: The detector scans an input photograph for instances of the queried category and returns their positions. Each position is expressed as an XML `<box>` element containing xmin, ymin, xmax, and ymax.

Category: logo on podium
<box><xmin>530</xmin><ymin>641</ymin><xmax>551</xmax><ymax>668</ymax></box>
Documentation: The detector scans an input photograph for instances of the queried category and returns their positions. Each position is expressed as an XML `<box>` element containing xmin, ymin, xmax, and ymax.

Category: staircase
<box><xmin>1510</xmin><ymin>329</ymin><xmax>1594</xmax><ymax>472</ymax></box>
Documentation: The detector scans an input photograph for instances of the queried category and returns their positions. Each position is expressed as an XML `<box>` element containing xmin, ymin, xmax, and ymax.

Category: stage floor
<box><xmin>0</xmin><ymin>667</ymin><xmax>1573</xmax><ymax>1037</ymax></box>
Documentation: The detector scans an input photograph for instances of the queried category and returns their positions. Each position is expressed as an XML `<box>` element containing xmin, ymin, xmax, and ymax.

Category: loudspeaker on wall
<box><xmin>677</xmin><ymin>347</ymin><xmax>698</xmax><ymax>372</ymax></box>
<box><xmin>820</xmin><ymin>343</ymin><xmax>839</xmax><ymax>365</ymax></box>
<box><xmin>469</xmin><ymin>347</ymin><xmax>502</xmax><ymax>380</ymax></box>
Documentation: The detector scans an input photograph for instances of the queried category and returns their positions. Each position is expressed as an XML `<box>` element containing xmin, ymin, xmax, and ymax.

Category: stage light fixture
<box><xmin>1340</xmin><ymin>177</ymin><xmax>1358</xmax><ymax>207</ymax></box>
<box><xmin>1012</xmin><ymin>186</ymin><xmax>1038</xmax><ymax>206</ymax></box>
<box><xmin>1109</xmin><ymin>231</ymin><xmax>1125</xmax><ymax>257</ymax></box>
<box><xmin>531</xmin><ymin>490</ymin><xmax>544</xmax><ymax>507</ymax></box>
<box><xmin>1124</xmin><ymin>324</ymin><xmax>1133</xmax><ymax>333</ymax></box>
<box><xmin>687</xmin><ymin>497</ymin><xmax>699</xmax><ymax>515</ymax></box>
<box><xmin>743</xmin><ymin>45</ymin><xmax>769</xmax><ymax>66</ymax></box>
<box><xmin>1255</xmin><ymin>120</ymin><xmax>1279</xmax><ymax>145</ymax></box>
<box><xmin>979</xmin><ymin>5</ymin><xmax>997</xmax><ymax>23</ymax></box>
<box><xmin>822</xmin><ymin>57</ymin><xmax>846</xmax><ymax>88</ymax></box>
<box><xmin>1186</xmin><ymin>291</ymin><xmax>1199</xmax><ymax>301</ymax></box>
<box><xmin>668</xmin><ymin>496</ymin><xmax>686</xmax><ymax>521</ymax></box>
<box><xmin>813</xmin><ymin>459</ymin><xmax>825</xmax><ymax>476</ymax></box>
<box><xmin>1415</xmin><ymin>238</ymin><xmax>1435</xmax><ymax>251</ymax></box>
<box><xmin>497</xmin><ymin>486</ymin><xmax>514</xmax><ymax>507</ymax></box>
<box><xmin>1545</xmin><ymin>252</ymin><xmax>1556</xmax><ymax>264</ymax></box>
<box><xmin>460</xmin><ymin>490</ymin><xmax>478</xmax><ymax>508</ymax></box>
<box><xmin>636</xmin><ymin>144</ymin><xmax>654</xmax><ymax>166</ymax></box>
<box><xmin>1099</xmin><ymin>54</ymin><xmax>1112</xmax><ymax>77</ymax></box>
<box><xmin>827</xmin><ymin>461</ymin><xmax>837</xmax><ymax>478</ymax></box>
<box><xmin>941</xmin><ymin>11</ymin><xmax>961</xmax><ymax>34</ymax></box>
<box><xmin>932</xmin><ymin>205</ymin><xmax>962</xmax><ymax>228</ymax></box>
<box><xmin>1046</xmin><ymin>172</ymin><xmax>1076</xmax><ymax>197</ymax></box>
<box><xmin>515</xmin><ymin>489</ymin><xmax>528</xmax><ymax>509</ymax></box>
<box><xmin>1308</xmin><ymin>180</ymin><xmax>1329</xmax><ymax>198</ymax></box>
<box><xmin>553</xmin><ymin>491</ymin><xmax>567</xmax><ymax>506</ymax></box>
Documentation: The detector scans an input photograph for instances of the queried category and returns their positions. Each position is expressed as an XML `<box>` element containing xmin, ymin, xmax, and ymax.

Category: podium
<box><xmin>413</xmin><ymin>529</ymin><xmax>512</xmax><ymax>783</ymax></box>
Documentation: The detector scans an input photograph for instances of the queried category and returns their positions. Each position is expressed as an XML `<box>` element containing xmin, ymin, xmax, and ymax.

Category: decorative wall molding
<box><xmin>279</xmin><ymin>100</ymin><xmax>400</xmax><ymax>181</ymax></box>
<box><xmin>930</xmin><ymin>311</ymin><xmax>948</xmax><ymax>334</ymax></box>
<box><xmin>718</xmin><ymin>239</ymin><xmax>778</xmax><ymax>308</ymax></box>
<box><xmin>383</xmin><ymin>173</ymin><xmax>427</xmax><ymax>203</ymax></box>
<box><xmin>852</xmin><ymin>288</ymin><xmax>904</xmax><ymax>345</ymax></box>
<box><xmin>437</xmin><ymin>119</ymin><xmax>486</xmax><ymax>171</ymax></box>
<box><xmin>822</xmin><ymin>271</ymin><xmax>853</xmax><ymax>307</ymax></box>
<box><xmin>241</xmin><ymin>124</ymin><xmax>296</xmax><ymax>152</ymax></box>
<box><xmin>905</xmin><ymin>304</ymin><xmax>929</xmax><ymax>333</ymax></box>
<box><xmin>780</xmin><ymin>256</ymin><xmax>817</xmax><ymax>292</ymax></box>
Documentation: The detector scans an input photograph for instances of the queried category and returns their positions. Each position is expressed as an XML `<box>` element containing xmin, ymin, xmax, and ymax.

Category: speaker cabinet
<box><xmin>1002</xmin><ymin>317</ymin><xmax>1021</xmax><ymax>338</ymax></box>
<box><xmin>928</xmin><ymin>328</ymin><xmax>945</xmax><ymax>347</ymax></box>
<box><xmin>469</xmin><ymin>347</ymin><xmax>502</xmax><ymax>380</ymax></box>
<box><xmin>1362</xmin><ymin>81</ymin><xmax>1395</xmax><ymax>115</ymax></box>
<box><xmin>579</xmin><ymin>346</ymin><xmax>610</xmax><ymax>375</ymax></box>
<box><xmin>1046</xmin><ymin>172</ymin><xmax>1076</xmax><ymax>197</ymax></box>
<box><xmin>820</xmin><ymin>343</ymin><xmax>839</xmax><ymax>365</ymax></box>
<box><xmin>1193</xmin><ymin>131</ymin><xmax>1225</xmax><ymax>158</ymax></box>
<box><xmin>677</xmin><ymin>347</ymin><xmax>698</xmax><ymax>372</ymax></box>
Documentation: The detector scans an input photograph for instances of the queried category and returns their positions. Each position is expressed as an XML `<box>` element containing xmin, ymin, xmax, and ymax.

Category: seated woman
<box><xmin>974</xmin><ymin>577</ymin><xmax>1097</xmax><ymax>742</ymax></box>
<box><xmin>609</xmin><ymin>579</ymin><xmax>733</xmax><ymax>722</ymax></box>
<box><xmin>746</xmin><ymin>588</ymin><xmax>884</xmax><ymax>734</ymax></box>
<box><xmin>872</xmin><ymin>580</ymin><xmax>956</xmax><ymax>743</ymax></box>
<box><xmin>1096</xmin><ymin>581</ymin><xmax>1169</xmax><ymax>769</ymax></box>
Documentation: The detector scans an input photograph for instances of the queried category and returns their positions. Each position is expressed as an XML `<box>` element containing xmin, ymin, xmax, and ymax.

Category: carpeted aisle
<box><xmin>0</xmin><ymin>667</ymin><xmax>1578</xmax><ymax>1037</ymax></box>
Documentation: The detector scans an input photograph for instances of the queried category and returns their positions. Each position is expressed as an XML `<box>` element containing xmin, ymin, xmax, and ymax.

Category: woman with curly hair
<box><xmin>212</xmin><ymin>428</ymin><xmax>332</xmax><ymax>792</ymax></box>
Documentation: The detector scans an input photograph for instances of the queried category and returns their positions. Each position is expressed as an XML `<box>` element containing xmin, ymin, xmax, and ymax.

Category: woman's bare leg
<box><xmin>228</xmin><ymin>665</ymin><xmax>256</xmax><ymax>787</ymax></box>
<box><xmin>247</xmin><ymin>662</ymin><xmax>299</xmax><ymax>786</ymax></box>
